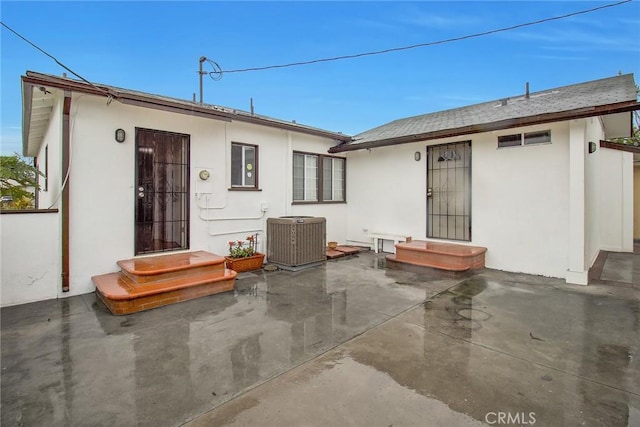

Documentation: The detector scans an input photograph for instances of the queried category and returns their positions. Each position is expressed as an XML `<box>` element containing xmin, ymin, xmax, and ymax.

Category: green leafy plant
<box><xmin>228</xmin><ymin>234</ymin><xmax>259</xmax><ymax>258</ymax></box>
<box><xmin>0</xmin><ymin>153</ymin><xmax>42</xmax><ymax>210</ymax></box>
<box><xmin>611</xmin><ymin>122</ymin><xmax>639</xmax><ymax>146</ymax></box>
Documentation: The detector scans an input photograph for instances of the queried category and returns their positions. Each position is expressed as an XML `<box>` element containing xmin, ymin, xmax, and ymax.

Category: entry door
<box><xmin>135</xmin><ymin>128</ymin><xmax>190</xmax><ymax>255</ymax></box>
<box><xmin>426</xmin><ymin>141</ymin><xmax>471</xmax><ymax>241</ymax></box>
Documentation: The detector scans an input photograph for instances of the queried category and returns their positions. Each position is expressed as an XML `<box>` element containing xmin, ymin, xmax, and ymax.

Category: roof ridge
<box><xmin>338</xmin><ymin>73</ymin><xmax>639</xmax><ymax>152</ymax></box>
<box><xmin>356</xmin><ymin>73</ymin><xmax>635</xmax><ymax>137</ymax></box>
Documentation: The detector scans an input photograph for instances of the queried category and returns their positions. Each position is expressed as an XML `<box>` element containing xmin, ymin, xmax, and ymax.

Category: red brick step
<box><xmin>386</xmin><ymin>240</ymin><xmax>486</xmax><ymax>272</ymax></box>
<box><xmin>92</xmin><ymin>251</ymin><xmax>236</xmax><ymax>315</ymax></box>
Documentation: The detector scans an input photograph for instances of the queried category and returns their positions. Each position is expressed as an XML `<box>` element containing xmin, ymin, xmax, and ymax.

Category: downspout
<box><xmin>61</xmin><ymin>91</ymin><xmax>71</xmax><ymax>292</ymax></box>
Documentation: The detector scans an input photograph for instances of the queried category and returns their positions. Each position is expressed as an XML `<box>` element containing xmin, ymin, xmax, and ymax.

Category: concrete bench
<box><xmin>367</xmin><ymin>232</ymin><xmax>411</xmax><ymax>254</ymax></box>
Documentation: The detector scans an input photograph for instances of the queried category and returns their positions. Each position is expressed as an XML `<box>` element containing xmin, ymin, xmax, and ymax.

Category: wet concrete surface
<box><xmin>601</xmin><ymin>252</ymin><xmax>640</xmax><ymax>285</ymax></box>
<box><xmin>2</xmin><ymin>251</ymin><xmax>639</xmax><ymax>426</ymax></box>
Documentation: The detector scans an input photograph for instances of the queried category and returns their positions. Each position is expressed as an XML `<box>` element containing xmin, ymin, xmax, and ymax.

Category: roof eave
<box><xmin>237</xmin><ymin>115</ymin><xmax>351</xmax><ymax>141</ymax></box>
<box><xmin>21</xmin><ymin>78</ymin><xmax>33</xmax><ymax>157</ymax></box>
<box><xmin>600</xmin><ymin>140</ymin><xmax>640</xmax><ymax>154</ymax></box>
<box><xmin>329</xmin><ymin>100</ymin><xmax>640</xmax><ymax>153</ymax></box>
<box><xmin>22</xmin><ymin>72</ymin><xmax>351</xmax><ymax>143</ymax></box>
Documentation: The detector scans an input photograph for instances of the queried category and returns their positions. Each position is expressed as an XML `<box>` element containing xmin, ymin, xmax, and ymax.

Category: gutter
<box><xmin>600</xmin><ymin>140</ymin><xmax>640</xmax><ymax>154</ymax></box>
<box><xmin>329</xmin><ymin>101</ymin><xmax>640</xmax><ymax>153</ymax></box>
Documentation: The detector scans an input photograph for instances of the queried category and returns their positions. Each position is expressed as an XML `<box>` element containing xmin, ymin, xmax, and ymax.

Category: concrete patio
<box><xmin>2</xmin><ymin>250</ymin><xmax>639</xmax><ymax>426</ymax></box>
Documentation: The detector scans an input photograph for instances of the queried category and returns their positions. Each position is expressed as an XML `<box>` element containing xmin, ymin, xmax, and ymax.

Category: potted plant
<box><xmin>225</xmin><ymin>233</ymin><xmax>265</xmax><ymax>272</ymax></box>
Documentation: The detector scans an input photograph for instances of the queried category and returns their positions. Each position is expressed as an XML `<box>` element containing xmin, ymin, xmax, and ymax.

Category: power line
<box><xmin>222</xmin><ymin>0</ymin><xmax>632</xmax><ymax>74</ymax></box>
<box><xmin>0</xmin><ymin>21</ymin><xmax>116</xmax><ymax>100</ymax></box>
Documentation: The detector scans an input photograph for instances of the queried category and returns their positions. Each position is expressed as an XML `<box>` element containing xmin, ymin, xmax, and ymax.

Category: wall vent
<box><xmin>267</xmin><ymin>217</ymin><xmax>326</xmax><ymax>269</ymax></box>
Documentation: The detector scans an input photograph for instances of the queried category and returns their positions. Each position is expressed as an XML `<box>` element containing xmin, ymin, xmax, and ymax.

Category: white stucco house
<box><xmin>1</xmin><ymin>71</ymin><xmax>638</xmax><ymax>307</ymax></box>
<box><xmin>333</xmin><ymin>74</ymin><xmax>639</xmax><ymax>285</ymax></box>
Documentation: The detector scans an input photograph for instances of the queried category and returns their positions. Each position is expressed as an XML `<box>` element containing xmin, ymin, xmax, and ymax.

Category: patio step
<box><xmin>386</xmin><ymin>240</ymin><xmax>486</xmax><ymax>272</ymax></box>
<box><xmin>92</xmin><ymin>251</ymin><xmax>237</xmax><ymax>315</ymax></box>
<box><xmin>117</xmin><ymin>250</ymin><xmax>227</xmax><ymax>283</ymax></box>
<box><xmin>326</xmin><ymin>245</ymin><xmax>362</xmax><ymax>259</ymax></box>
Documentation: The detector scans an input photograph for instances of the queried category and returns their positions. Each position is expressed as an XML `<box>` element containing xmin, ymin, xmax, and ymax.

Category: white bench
<box><xmin>367</xmin><ymin>232</ymin><xmax>411</xmax><ymax>254</ymax></box>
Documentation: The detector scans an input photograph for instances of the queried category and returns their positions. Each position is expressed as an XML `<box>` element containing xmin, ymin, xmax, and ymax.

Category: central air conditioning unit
<box><xmin>267</xmin><ymin>216</ymin><xmax>326</xmax><ymax>270</ymax></box>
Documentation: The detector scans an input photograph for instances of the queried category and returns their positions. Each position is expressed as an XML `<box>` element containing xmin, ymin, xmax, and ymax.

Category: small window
<box><xmin>293</xmin><ymin>153</ymin><xmax>318</xmax><ymax>201</ymax></box>
<box><xmin>497</xmin><ymin>134</ymin><xmax>522</xmax><ymax>148</ymax></box>
<box><xmin>524</xmin><ymin>130</ymin><xmax>551</xmax><ymax>145</ymax></box>
<box><xmin>498</xmin><ymin>130</ymin><xmax>551</xmax><ymax>148</ymax></box>
<box><xmin>293</xmin><ymin>152</ymin><xmax>346</xmax><ymax>203</ymax></box>
<box><xmin>323</xmin><ymin>157</ymin><xmax>345</xmax><ymax>202</ymax></box>
<box><xmin>231</xmin><ymin>142</ymin><xmax>258</xmax><ymax>189</ymax></box>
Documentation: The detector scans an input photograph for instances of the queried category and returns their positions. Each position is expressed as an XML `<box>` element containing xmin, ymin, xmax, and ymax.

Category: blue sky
<box><xmin>1</xmin><ymin>1</ymin><xmax>639</xmax><ymax>155</ymax></box>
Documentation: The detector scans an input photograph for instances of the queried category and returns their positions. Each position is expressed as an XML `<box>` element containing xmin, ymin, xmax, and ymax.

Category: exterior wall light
<box><xmin>588</xmin><ymin>141</ymin><xmax>597</xmax><ymax>154</ymax></box>
<box><xmin>115</xmin><ymin>128</ymin><xmax>126</xmax><ymax>143</ymax></box>
<box><xmin>414</xmin><ymin>151</ymin><xmax>421</xmax><ymax>161</ymax></box>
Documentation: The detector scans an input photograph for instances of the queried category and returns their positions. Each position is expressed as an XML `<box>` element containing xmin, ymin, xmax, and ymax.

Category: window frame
<box><xmin>523</xmin><ymin>130</ymin><xmax>551</xmax><ymax>146</ymax></box>
<box><xmin>293</xmin><ymin>152</ymin><xmax>319</xmax><ymax>202</ymax></box>
<box><xmin>497</xmin><ymin>130</ymin><xmax>551</xmax><ymax>148</ymax></box>
<box><xmin>497</xmin><ymin>133</ymin><xmax>522</xmax><ymax>148</ymax></box>
<box><xmin>230</xmin><ymin>142</ymin><xmax>260</xmax><ymax>191</ymax></box>
<box><xmin>292</xmin><ymin>151</ymin><xmax>346</xmax><ymax>204</ymax></box>
<box><xmin>44</xmin><ymin>145</ymin><xmax>48</xmax><ymax>192</ymax></box>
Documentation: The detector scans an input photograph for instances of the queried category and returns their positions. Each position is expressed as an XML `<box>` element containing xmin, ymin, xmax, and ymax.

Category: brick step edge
<box><xmin>385</xmin><ymin>254</ymin><xmax>472</xmax><ymax>272</ymax></box>
<box><xmin>95</xmin><ymin>278</ymin><xmax>235</xmax><ymax>315</ymax></box>
<box><xmin>92</xmin><ymin>269</ymin><xmax>237</xmax><ymax>300</ymax></box>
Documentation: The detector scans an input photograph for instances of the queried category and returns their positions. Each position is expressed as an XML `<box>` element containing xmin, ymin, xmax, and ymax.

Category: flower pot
<box><xmin>225</xmin><ymin>253</ymin><xmax>265</xmax><ymax>272</ymax></box>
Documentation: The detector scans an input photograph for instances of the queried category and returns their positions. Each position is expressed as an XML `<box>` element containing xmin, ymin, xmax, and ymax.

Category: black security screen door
<box><xmin>426</xmin><ymin>141</ymin><xmax>471</xmax><ymax>241</ymax></box>
<box><xmin>135</xmin><ymin>128</ymin><xmax>190</xmax><ymax>255</ymax></box>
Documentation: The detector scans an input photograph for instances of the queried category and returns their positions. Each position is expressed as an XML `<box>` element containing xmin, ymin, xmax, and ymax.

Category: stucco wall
<box><xmin>599</xmin><ymin>148</ymin><xmax>634</xmax><ymax>252</ymax></box>
<box><xmin>1</xmin><ymin>211</ymin><xmax>60</xmax><ymax>306</ymax></box>
<box><xmin>63</xmin><ymin>94</ymin><xmax>346</xmax><ymax>296</ymax></box>
<box><xmin>476</xmin><ymin>123</ymin><xmax>570</xmax><ymax>278</ymax></box>
<box><xmin>583</xmin><ymin>116</ymin><xmax>635</xmax><ymax>268</ymax></box>
<box><xmin>347</xmin><ymin>122</ymin><xmax>571</xmax><ymax>279</ymax></box>
<box><xmin>344</xmin><ymin>142</ymin><xmax>427</xmax><ymax>245</ymax></box>
<box><xmin>584</xmin><ymin>117</ymin><xmax>604</xmax><ymax>269</ymax></box>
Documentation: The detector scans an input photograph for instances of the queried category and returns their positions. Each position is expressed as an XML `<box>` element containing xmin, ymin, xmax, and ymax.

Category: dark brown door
<box><xmin>135</xmin><ymin>128</ymin><xmax>190</xmax><ymax>255</ymax></box>
<box><xmin>426</xmin><ymin>141</ymin><xmax>471</xmax><ymax>241</ymax></box>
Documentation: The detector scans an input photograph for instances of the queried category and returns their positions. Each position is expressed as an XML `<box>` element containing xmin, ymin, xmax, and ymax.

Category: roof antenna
<box><xmin>198</xmin><ymin>56</ymin><xmax>223</xmax><ymax>104</ymax></box>
<box><xmin>250</xmin><ymin>97</ymin><xmax>254</xmax><ymax>115</ymax></box>
<box><xmin>198</xmin><ymin>57</ymin><xmax>206</xmax><ymax>104</ymax></box>
<box><xmin>525</xmin><ymin>82</ymin><xmax>530</xmax><ymax>99</ymax></box>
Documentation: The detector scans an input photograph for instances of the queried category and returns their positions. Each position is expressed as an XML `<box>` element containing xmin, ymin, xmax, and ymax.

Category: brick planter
<box><xmin>389</xmin><ymin>241</ymin><xmax>486</xmax><ymax>272</ymax></box>
<box><xmin>225</xmin><ymin>253</ymin><xmax>265</xmax><ymax>272</ymax></box>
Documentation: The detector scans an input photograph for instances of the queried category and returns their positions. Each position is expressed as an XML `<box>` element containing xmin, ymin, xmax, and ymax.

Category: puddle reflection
<box><xmin>344</xmin><ymin>278</ymin><xmax>639</xmax><ymax>426</ymax></box>
<box><xmin>5</xmin><ymin>260</ymin><xmax>638</xmax><ymax>427</ymax></box>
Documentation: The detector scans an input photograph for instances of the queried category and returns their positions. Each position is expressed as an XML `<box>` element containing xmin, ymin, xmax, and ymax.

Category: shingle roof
<box><xmin>330</xmin><ymin>74</ymin><xmax>639</xmax><ymax>153</ymax></box>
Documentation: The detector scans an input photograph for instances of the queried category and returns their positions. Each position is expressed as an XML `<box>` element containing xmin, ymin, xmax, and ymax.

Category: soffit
<box><xmin>23</xmin><ymin>84</ymin><xmax>57</xmax><ymax>157</ymax></box>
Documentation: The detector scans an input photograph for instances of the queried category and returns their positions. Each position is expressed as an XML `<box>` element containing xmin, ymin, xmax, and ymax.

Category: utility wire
<box><xmin>223</xmin><ymin>0</ymin><xmax>632</xmax><ymax>73</ymax></box>
<box><xmin>0</xmin><ymin>21</ymin><xmax>117</xmax><ymax>100</ymax></box>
